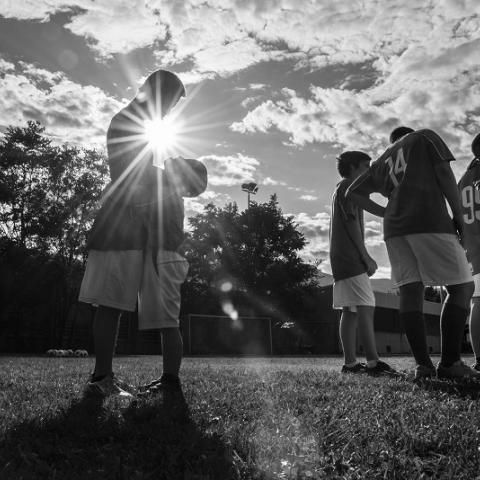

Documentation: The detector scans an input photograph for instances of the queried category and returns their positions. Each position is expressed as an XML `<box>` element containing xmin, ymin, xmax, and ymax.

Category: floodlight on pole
<box><xmin>241</xmin><ymin>182</ymin><xmax>258</xmax><ymax>208</ymax></box>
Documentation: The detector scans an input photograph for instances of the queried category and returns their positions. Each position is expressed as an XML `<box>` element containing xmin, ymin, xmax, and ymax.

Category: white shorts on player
<box><xmin>79</xmin><ymin>249</ymin><xmax>189</xmax><ymax>329</ymax></box>
<box><xmin>386</xmin><ymin>233</ymin><xmax>472</xmax><ymax>288</ymax></box>
<box><xmin>332</xmin><ymin>272</ymin><xmax>375</xmax><ymax>312</ymax></box>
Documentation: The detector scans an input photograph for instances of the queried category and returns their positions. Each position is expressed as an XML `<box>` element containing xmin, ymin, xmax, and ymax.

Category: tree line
<box><xmin>0</xmin><ymin>121</ymin><xmax>327</xmax><ymax>352</ymax></box>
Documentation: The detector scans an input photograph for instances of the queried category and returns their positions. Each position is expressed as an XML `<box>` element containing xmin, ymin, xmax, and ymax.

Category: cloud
<box><xmin>198</xmin><ymin>153</ymin><xmax>259</xmax><ymax>187</ymax></box>
<box><xmin>0</xmin><ymin>59</ymin><xmax>120</xmax><ymax>146</ymax></box>
<box><xmin>300</xmin><ymin>195</ymin><xmax>318</xmax><ymax>201</ymax></box>
<box><xmin>262</xmin><ymin>176</ymin><xmax>286</xmax><ymax>186</ymax></box>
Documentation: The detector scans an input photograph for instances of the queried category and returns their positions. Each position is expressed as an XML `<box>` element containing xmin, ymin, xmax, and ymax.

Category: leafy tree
<box><xmin>182</xmin><ymin>195</ymin><xmax>318</xmax><ymax>318</ymax></box>
<box><xmin>0</xmin><ymin>120</ymin><xmax>108</xmax><ymax>265</ymax></box>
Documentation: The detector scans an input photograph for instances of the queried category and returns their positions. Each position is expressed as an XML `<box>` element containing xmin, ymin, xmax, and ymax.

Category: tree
<box><xmin>182</xmin><ymin>195</ymin><xmax>318</xmax><ymax>318</ymax></box>
<box><xmin>0</xmin><ymin>120</ymin><xmax>108</xmax><ymax>264</ymax></box>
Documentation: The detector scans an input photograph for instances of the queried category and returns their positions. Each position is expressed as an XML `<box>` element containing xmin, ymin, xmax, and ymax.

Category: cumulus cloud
<box><xmin>300</xmin><ymin>195</ymin><xmax>318</xmax><ymax>201</ymax></box>
<box><xmin>198</xmin><ymin>153</ymin><xmax>259</xmax><ymax>186</ymax></box>
<box><xmin>262</xmin><ymin>176</ymin><xmax>286</xmax><ymax>186</ymax></box>
<box><xmin>0</xmin><ymin>58</ymin><xmax>120</xmax><ymax>146</ymax></box>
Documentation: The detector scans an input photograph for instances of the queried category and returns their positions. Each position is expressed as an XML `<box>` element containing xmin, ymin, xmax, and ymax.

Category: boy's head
<box><xmin>390</xmin><ymin>126</ymin><xmax>414</xmax><ymax>143</ymax></box>
<box><xmin>165</xmin><ymin>157</ymin><xmax>208</xmax><ymax>197</ymax></box>
<box><xmin>336</xmin><ymin>151</ymin><xmax>371</xmax><ymax>179</ymax></box>
<box><xmin>136</xmin><ymin>70</ymin><xmax>185</xmax><ymax>117</ymax></box>
<box><xmin>472</xmin><ymin>132</ymin><xmax>480</xmax><ymax>159</ymax></box>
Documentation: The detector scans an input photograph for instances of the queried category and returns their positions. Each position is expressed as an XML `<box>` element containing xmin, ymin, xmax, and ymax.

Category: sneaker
<box><xmin>113</xmin><ymin>375</ymin><xmax>137</xmax><ymax>395</ymax></box>
<box><xmin>414</xmin><ymin>364</ymin><xmax>436</xmax><ymax>380</ymax></box>
<box><xmin>137</xmin><ymin>378</ymin><xmax>162</xmax><ymax>392</ymax></box>
<box><xmin>437</xmin><ymin>361</ymin><xmax>480</xmax><ymax>381</ymax></box>
<box><xmin>341</xmin><ymin>363</ymin><xmax>366</xmax><ymax>374</ymax></box>
<box><xmin>137</xmin><ymin>377</ymin><xmax>182</xmax><ymax>397</ymax></box>
<box><xmin>83</xmin><ymin>373</ymin><xmax>133</xmax><ymax>399</ymax></box>
<box><xmin>366</xmin><ymin>360</ymin><xmax>397</xmax><ymax>376</ymax></box>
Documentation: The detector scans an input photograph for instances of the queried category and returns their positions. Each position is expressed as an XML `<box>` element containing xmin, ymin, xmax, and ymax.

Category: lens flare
<box><xmin>143</xmin><ymin>116</ymin><xmax>179</xmax><ymax>154</ymax></box>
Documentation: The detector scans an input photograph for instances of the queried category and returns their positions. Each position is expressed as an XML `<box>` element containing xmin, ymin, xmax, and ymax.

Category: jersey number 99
<box><xmin>461</xmin><ymin>185</ymin><xmax>480</xmax><ymax>224</ymax></box>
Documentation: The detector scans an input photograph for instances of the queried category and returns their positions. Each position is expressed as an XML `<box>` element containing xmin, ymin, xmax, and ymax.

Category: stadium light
<box><xmin>241</xmin><ymin>182</ymin><xmax>258</xmax><ymax>208</ymax></box>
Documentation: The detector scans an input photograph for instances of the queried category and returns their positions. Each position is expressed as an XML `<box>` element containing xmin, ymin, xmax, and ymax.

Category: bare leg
<box><xmin>93</xmin><ymin>306</ymin><xmax>122</xmax><ymax>377</ymax></box>
<box><xmin>357</xmin><ymin>306</ymin><xmax>379</xmax><ymax>363</ymax></box>
<box><xmin>161</xmin><ymin>327</ymin><xmax>183</xmax><ymax>377</ymax></box>
<box><xmin>470</xmin><ymin>298</ymin><xmax>480</xmax><ymax>360</ymax></box>
<box><xmin>339</xmin><ymin>309</ymin><xmax>358</xmax><ymax>365</ymax></box>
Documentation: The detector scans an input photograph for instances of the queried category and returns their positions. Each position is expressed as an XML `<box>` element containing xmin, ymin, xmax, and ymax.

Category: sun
<box><xmin>143</xmin><ymin>116</ymin><xmax>179</xmax><ymax>159</ymax></box>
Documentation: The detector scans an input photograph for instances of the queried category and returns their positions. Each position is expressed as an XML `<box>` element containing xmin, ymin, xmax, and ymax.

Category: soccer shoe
<box><xmin>341</xmin><ymin>363</ymin><xmax>366</xmax><ymax>374</ymax></box>
<box><xmin>83</xmin><ymin>373</ymin><xmax>133</xmax><ymax>399</ymax></box>
<box><xmin>365</xmin><ymin>360</ymin><xmax>397</xmax><ymax>376</ymax></box>
<box><xmin>137</xmin><ymin>378</ymin><xmax>182</xmax><ymax>397</ymax></box>
<box><xmin>137</xmin><ymin>378</ymin><xmax>162</xmax><ymax>392</ymax></box>
<box><xmin>414</xmin><ymin>364</ymin><xmax>436</xmax><ymax>380</ymax></box>
<box><xmin>113</xmin><ymin>375</ymin><xmax>137</xmax><ymax>395</ymax></box>
<box><xmin>437</xmin><ymin>361</ymin><xmax>480</xmax><ymax>381</ymax></box>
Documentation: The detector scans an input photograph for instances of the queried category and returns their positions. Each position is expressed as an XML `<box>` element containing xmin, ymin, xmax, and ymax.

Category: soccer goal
<box><xmin>184</xmin><ymin>314</ymin><xmax>272</xmax><ymax>355</ymax></box>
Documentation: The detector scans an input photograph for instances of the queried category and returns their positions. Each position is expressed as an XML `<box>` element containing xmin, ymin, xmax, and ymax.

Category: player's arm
<box><xmin>345</xmin><ymin>171</ymin><xmax>386</xmax><ymax>217</ymax></box>
<box><xmin>434</xmin><ymin>160</ymin><xmax>464</xmax><ymax>238</ymax></box>
<box><xmin>344</xmin><ymin>218</ymin><xmax>377</xmax><ymax>276</ymax></box>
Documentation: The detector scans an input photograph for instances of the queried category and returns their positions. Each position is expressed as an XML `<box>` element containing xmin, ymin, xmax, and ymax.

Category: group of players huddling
<box><xmin>330</xmin><ymin>128</ymin><xmax>480</xmax><ymax>380</ymax></box>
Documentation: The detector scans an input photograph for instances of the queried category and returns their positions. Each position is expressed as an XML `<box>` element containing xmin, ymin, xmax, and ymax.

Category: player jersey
<box><xmin>87</xmin><ymin>106</ymin><xmax>185</xmax><ymax>251</ymax></box>
<box><xmin>329</xmin><ymin>178</ymin><xmax>368</xmax><ymax>281</ymax></box>
<box><xmin>347</xmin><ymin>129</ymin><xmax>456</xmax><ymax>240</ymax></box>
<box><xmin>458</xmin><ymin>158</ymin><xmax>480</xmax><ymax>274</ymax></box>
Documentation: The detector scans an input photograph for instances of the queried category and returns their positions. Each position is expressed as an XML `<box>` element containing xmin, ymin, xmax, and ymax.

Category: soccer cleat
<box><xmin>437</xmin><ymin>361</ymin><xmax>480</xmax><ymax>381</ymax></box>
<box><xmin>414</xmin><ymin>364</ymin><xmax>436</xmax><ymax>380</ymax></box>
<box><xmin>365</xmin><ymin>360</ymin><xmax>397</xmax><ymax>376</ymax></box>
<box><xmin>83</xmin><ymin>373</ymin><xmax>133</xmax><ymax>399</ymax></box>
<box><xmin>113</xmin><ymin>375</ymin><xmax>137</xmax><ymax>395</ymax></box>
<box><xmin>341</xmin><ymin>363</ymin><xmax>366</xmax><ymax>374</ymax></box>
<box><xmin>137</xmin><ymin>378</ymin><xmax>182</xmax><ymax>397</ymax></box>
<box><xmin>137</xmin><ymin>378</ymin><xmax>162</xmax><ymax>392</ymax></box>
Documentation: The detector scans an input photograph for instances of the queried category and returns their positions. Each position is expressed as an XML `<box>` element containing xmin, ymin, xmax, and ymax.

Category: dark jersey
<box><xmin>458</xmin><ymin>158</ymin><xmax>480</xmax><ymax>273</ymax></box>
<box><xmin>329</xmin><ymin>178</ymin><xmax>368</xmax><ymax>281</ymax></box>
<box><xmin>87</xmin><ymin>106</ymin><xmax>185</xmax><ymax>251</ymax></box>
<box><xmin>347</xmin><ymin>129</ymin><xmax>456</xmax><ymax>239</ymax></box>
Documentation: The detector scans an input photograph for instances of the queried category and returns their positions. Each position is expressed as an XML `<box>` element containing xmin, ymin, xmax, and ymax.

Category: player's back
<box><xmin>371</xmin><ymin>129</ymin><xmax>456</xmax><ymax>239</ymax></box>
<box><xmin>458</xmin><ymin>159</ymin><xmax>480</xmax><ymax>269</ymax></box>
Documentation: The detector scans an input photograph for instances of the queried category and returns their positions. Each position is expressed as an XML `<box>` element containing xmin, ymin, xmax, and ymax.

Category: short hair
<box><xmin>336</xmin><ymin>151</ymin><xmax>371</xmax><ymax>178</ymax></box>
<box><xmin>472</xmin><ymin>132</ymin><xmax>480</xmax><ymax>158</ymax></box>
<box><xmin>137</xmin><ymin>70</ymin><xmax>185</xmax><ymax>116</ymax></box>
<box><xmin>390</xmin><ymin>126</ymin><xmax>414</xmax><ymax>143</ymax></box>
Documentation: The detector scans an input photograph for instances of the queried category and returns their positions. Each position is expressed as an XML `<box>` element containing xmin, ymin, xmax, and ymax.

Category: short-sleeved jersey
<box><xmin>329</xmin><ymin>178</ymin><xmax>367</xmax><ymax>281</ymax></box>
<box><xmin>87</xmin><ymin>106</ymin><xmax>185</xmax><ymax>251</ymax></box>
<box><xmin>458</xmin><ymin>158</ymin><xmax>480</xmax><ymax>273</ymax></box>
<box><xmin>347</xmin><ymin>129</ymin><xmax>456</xmax><ymax>240</ymax></box>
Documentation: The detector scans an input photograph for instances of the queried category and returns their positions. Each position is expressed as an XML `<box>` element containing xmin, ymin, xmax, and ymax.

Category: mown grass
<box><xmin>2</xmin><ymin>356</ymin><xmax>480</xmax><ymax>479</ymax></box>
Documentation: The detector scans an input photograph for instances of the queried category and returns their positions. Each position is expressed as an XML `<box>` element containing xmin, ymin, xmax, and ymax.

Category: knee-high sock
<box><xmin>440</xmin><ymin>303</ymin><xmax>469</xmax><ymax>367</ymax></box>
<box><xmin>400</xmin><ymin>311</ymin><xmax>434</xmax><ymax>368</ymax></box>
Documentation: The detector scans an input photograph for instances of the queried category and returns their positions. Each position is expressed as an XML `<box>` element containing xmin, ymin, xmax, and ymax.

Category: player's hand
<box><xmin>364</xmin><ymin>256</ymin><xmax>377</xmax><ymax>277</ymax></box>
<box><xmin>453</xmin><ymin>215</ymin><xmax>465</xmax><ymax>246</ymax></box>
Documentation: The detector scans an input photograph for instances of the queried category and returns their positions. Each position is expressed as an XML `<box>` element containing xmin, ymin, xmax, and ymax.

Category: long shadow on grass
<box><xmin>0</xmin><ymin>389</ymin><xmax>249</xmax><ymax>480</ymax></box>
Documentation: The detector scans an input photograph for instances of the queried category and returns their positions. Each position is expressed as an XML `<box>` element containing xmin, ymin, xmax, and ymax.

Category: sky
<box><xmin>1</xmin><ymin>0</ymin><xmax>480</xmax><ymax>278</ymax></box>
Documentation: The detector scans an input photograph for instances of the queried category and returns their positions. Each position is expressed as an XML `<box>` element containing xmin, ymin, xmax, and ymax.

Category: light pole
<box><xmin>241</xmin><ymin>182</ymin><xmax>258</xmax><ymax>208</ymax></box>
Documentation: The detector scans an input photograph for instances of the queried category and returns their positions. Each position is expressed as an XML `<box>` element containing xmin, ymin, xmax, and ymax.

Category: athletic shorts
<box><xmin>79</xmin><ymin>249</ymin><xmax>189</xmax><ymax>329</ymax></box>
<box><xmin>386</xmin><ymin>233</ymin><xmax>472</xmax><ymax>288</ymax></box>
<box><xmin>332</xmin><ymin>273</ymin><xmax>375</xmax><ymax>312</ymax></box>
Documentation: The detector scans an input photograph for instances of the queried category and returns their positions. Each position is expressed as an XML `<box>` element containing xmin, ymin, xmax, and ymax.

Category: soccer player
<box><xmin>347</xmin><ymin>127</ymin><xmax>478</xmax><ymax>380</ymax></box>
<box><xmin>458</xmin><ymin>132</ymin><xmax>480</xmax><ymax>371</ymax></box>
<box><xmin>330</xmin><ymin>151</ymin><xmax>396</xmax><ymax>375</ymax></box>
<box><xmin>79</xmin><ymin>70</ymin><xmax>207</xmax><ymax>398</ymax></box>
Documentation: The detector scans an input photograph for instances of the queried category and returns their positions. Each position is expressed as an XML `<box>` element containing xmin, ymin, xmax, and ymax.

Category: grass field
<box><xmin>2</xmin><ymin>355</ymin><xmax>480</xmax><ymax>479</ymax></box>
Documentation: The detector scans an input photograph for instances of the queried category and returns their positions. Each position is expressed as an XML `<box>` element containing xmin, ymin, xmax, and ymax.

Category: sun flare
<box><xmin>143</xmin><ymin>116</ymin><xmax>179</xmax><ymax>157</ymax></box>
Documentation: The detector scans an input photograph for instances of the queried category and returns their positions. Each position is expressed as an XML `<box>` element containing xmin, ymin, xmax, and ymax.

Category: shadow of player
<box><xmin>0</xmin><ymin>387</ymin><xmax>250</xmax><ymax>479</ymax></box>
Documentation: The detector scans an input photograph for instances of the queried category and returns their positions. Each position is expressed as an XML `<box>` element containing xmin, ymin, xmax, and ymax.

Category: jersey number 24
<box><xmin>385</xmin><ymin>148</ymin><xmax>406</xmax><ymax>187</ymax></box>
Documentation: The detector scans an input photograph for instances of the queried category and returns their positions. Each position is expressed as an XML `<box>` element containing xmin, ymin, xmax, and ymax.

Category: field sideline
<box><xmin>2</xmin><ymin>355</ymin><xmax>480</xmax><ymax>479</ymax></box>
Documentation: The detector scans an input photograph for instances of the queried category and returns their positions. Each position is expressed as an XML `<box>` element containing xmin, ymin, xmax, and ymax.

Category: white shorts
<box><xmin>474</xmin><ymin>273</ymin><xmax>480</xmax><ymax>298</ymax></box>
<box><xmin>79</xmin><ymin>249</ymin><xmax>189</xmax><ymax>329</ymax></box>
<box><xmin>333</xmin><ymin>273</ymin><xmax>375</xmax><ymax>311</ymax></box>
<box><xmin>386</xmin><ymin>233</ymin><xmax>472</xmax><ymax>288</ymax></box>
